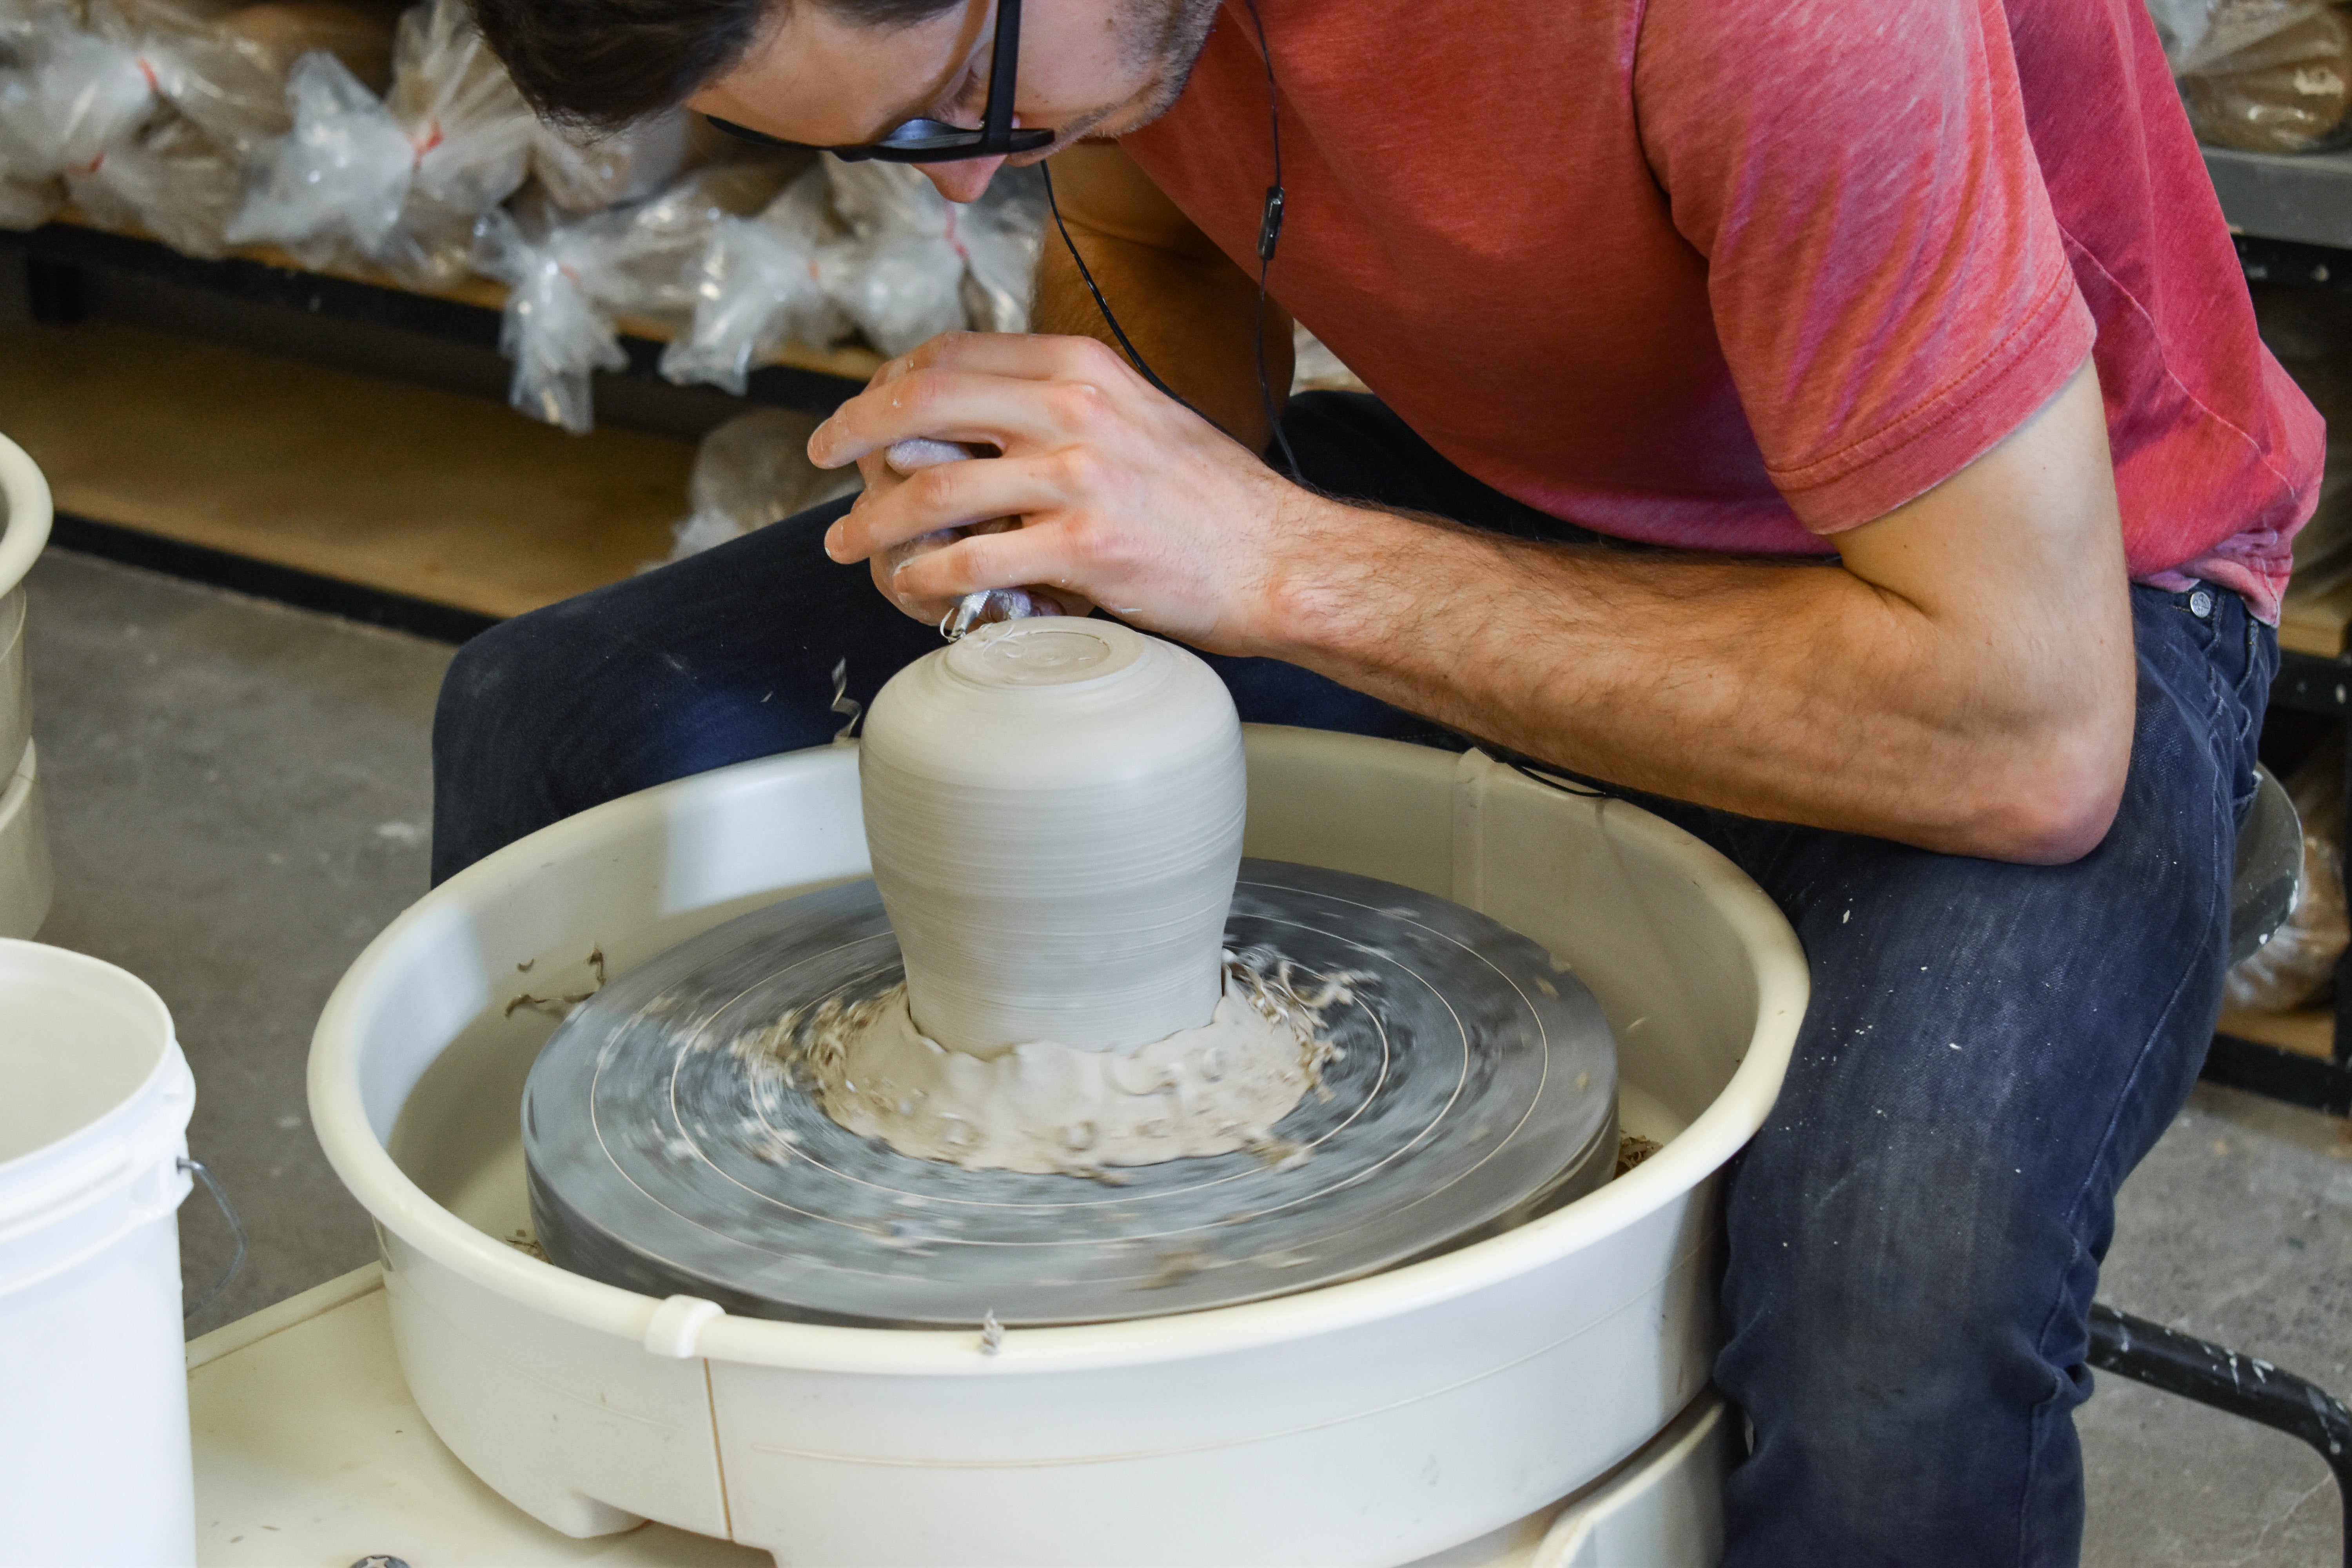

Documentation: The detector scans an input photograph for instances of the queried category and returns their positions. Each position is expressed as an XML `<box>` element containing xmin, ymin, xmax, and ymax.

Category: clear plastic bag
<box><xmin>2155</xmin><ymin>0</ymin><xmax>2352</xmax><ymax>152</ymax></box>
<box><xmin>665</xmin><ymin>407</ymin><xmax>859</xmax><ymax>561</ymax></box>
<box><xmin>224</xmin><ymin>48</ymin><xmax>412</xmax><ymax>263</ymax></box>
<box><xmin>2181</xmin><ymin>2</ymin><xmax>2352</xmax><ymax>152</ymax></box>
<box><xmin>2224</xmin><ymin>745</ymin><xmax>2349</xmax><ymax>1013</ymax></box>
<box><xmin>569</xmin><ymin>163</ymin><xmax>785</xmax><ymax>328</ymax></box>
<box><xmin>88</xmin><ymin>0</ymin><xmax>296</xmax><ymax>151</ymax></box>
<box><xmin>661</xmin><ymin>165</ymin><xmax>847</xmax><ymax>394</ymax></box>
<box><xmin>0</xmin><ymin>0</ymin><xmax>67</xmax><ymax>225</ymax></box>
<box><xmin>815</xmin><ymin>161</ymin><xmax>967</xmax><ymax>356</ymax></box>
<box><xmin>69</xmin><ymin>112</ymin><xmax>246</xmax><ymax>254</ymax></box>
<box><xmin>0</xmin><ymin>0</ymin><xmax>389</xmax><ymax>240</ymax></box>
<box><xmin>370</xmin><ymin>0</ymin><xmax>533</xmax><ymax>285</ymax></box>
<box><xmin>470</xmin><ymin>201</ymin><xmax>624</xmax><ymax>434</ymax></box>
<box><xmin>531</xmin><ymin>108</ymin><xmax>690</xmax><ymax>213</ymax></box>
<box><xmin>816</xmin><ymin>160</ymin><xmax>1045</xmax><ymax>355</ymax></box>
<box><xmin>2152</xmin><ymin>0</ymin><xmax>2327</xmax><ymax>74</ymax></box>
<box><xmin>0</xmin><ymin>13</ymin><xmax>159</xmax><ymax>182</ymax></box>
<box><xmin>474</xmin><ymin>167</ymin><xmax>786</xmax><ymax>432</ymax></box>
<box><xmin>955</xmin><ymin>164</ymin><xmax>1043</xmax><ymax>334</ymax></box>
<box><xmin>221</xmin><ymin>0</ymin><xmax>395</xmax><ymax>93</ymax></box>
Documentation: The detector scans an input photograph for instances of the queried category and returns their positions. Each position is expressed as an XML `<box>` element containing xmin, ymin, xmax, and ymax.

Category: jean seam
<box><xmin>2013</xmin><ymin>799</ymin><xmax>2229</xmax><ymax>1564</ymax></box>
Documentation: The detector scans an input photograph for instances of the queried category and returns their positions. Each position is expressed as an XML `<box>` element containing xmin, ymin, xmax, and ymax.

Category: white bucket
<box><xmin>0</xmin><ymin>430</ymin><xmax>52</xmax><ymax>780</ymax></box>
<box><xmin>0</xmin><ymin>940</ymin><xmax>196</xmax><ymax>1568</ymax></box>
<box><xmin>0</xmin><ymin>431</ymin><xmax>54</xmax><ymax>939</ymax></box>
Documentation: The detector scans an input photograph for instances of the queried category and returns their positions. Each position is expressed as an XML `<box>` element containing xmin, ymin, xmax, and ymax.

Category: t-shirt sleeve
<box><xmin>1633</xmin><ymin>0</ymin><xmax>2098</xmax><ymax>532</ymax></box>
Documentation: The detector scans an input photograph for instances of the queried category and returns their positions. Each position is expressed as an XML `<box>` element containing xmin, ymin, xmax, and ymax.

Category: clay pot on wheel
<box><xmin>858</xmin><ymin>617</ymin><xmax>1246</xmax><ymax>1056</ymax></box>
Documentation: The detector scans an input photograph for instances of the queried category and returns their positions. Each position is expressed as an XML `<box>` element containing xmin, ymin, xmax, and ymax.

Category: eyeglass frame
<box><xmin>702</xmin><ymin>0</ymin><xmax>1055</xmax><ymax>163</ymax></box>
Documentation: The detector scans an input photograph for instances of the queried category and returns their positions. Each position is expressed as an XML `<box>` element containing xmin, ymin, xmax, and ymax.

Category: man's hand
<box><xmin>812</xmin><ymin>331</ymin><xmax>1314</xmax><ymax>651</ymax></box>
<box><xmin>821</xmin><ymin>338</ymin><xmax>2131</xmax><ymax>866</ymax></box>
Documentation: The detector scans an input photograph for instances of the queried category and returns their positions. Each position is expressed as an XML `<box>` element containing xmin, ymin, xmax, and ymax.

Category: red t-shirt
<box><xmin>1119</xmin><ymin>0</ymin><xmax>2322</xmax><ymax>622</ymax></box>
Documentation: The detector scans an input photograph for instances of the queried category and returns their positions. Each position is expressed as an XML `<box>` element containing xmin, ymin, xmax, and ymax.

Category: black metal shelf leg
<box><xmin>2089</xmin><ymin>1302</ymin><xmax>2352</xmax><ymax>1567</ymax></box>
<box><xmin>23</xmin><ymin>254</ymin><xmax>87</xmax><ymax>325</ymax></box>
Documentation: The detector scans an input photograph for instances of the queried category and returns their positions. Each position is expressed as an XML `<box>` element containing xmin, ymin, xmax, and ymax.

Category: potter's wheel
<box><xmin>523</xmin><ymin>860</ymin><xmax>1617</xmax><ymax>1328</ymax></box>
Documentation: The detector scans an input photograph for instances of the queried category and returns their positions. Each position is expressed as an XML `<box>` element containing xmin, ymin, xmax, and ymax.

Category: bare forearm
<box><xmin>1262</xmin><ymin>500</ymin><xmax>2127</xmax><ymax>862</ymax></box>
<box><xmin>816</xmin><ymin>293</ymin><xmax>2130</xmax><ymax>864</ymax></box>
<box><xmin>1033</xmin><ymin>209</ymin><xmax>1289</xmax><ymax>452</ymax></box>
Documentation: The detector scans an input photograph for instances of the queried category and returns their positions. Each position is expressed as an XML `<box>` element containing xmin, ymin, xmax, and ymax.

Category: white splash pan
<box><xmin>309</xmin><ymin>727</ymin><xmax>1805</xmax><ymax>1568</ymax></box>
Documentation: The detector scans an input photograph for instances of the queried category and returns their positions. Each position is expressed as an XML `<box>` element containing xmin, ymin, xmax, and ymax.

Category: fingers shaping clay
<box><xmin>860</xmin><ymin>617</ymin><xmax>1247</xmax><ymax>1058</ymax></box>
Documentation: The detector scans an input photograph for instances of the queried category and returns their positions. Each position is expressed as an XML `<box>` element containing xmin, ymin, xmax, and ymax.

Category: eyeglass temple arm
<box><xmin>982</xmin><ymin>0</ymin><xmax>1021</xmax><ymax>152</ymax></box>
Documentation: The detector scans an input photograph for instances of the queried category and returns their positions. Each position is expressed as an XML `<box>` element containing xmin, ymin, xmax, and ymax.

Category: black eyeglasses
<box><xmin>704</xmin><ymin>0</ymin><xmax>1055</xmax><ymax>164</ymax></box>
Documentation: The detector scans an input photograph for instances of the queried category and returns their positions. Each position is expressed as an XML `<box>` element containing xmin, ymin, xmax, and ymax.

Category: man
<box><xmin>438</xmin><ymin>0</ymin><xmax>2318</xmax><ymax>1558</ymax></box>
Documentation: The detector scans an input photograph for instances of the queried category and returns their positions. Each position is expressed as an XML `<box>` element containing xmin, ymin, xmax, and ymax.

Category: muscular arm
<box><xmin>1266</xmin><ymin>361</ymin><xmax>2134</xmax><ymax>862</ymax></box>
<box><xmin>1033</xmin><ymin>142</ymin><xmax>1290</xmax><ymax>451</ymax></box>
<box><xmin>816</xmin><ymin>178</ymin><xmax>2133</xmax><ymax>865</ymax></box>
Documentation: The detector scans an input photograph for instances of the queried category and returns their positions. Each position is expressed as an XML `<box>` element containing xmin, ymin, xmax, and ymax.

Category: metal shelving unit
<box><xmin>0</xmin><ymin>218</ymin><xmax>874</xmax><ymax>415</ymax></box>
<box><xmin>0</xmin><ymin>218</ymin><xmax>877</xmax><ymax>639</ymax></box>
<box><xmin>2200</xmin><ymin>147</ymin><xmax>2352</xmax><ymax>1115</ymax></box>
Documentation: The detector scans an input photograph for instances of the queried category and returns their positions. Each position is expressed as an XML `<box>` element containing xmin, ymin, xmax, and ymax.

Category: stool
<box><xmin>2087</xmin><ymin>763</ymin><xmax>2352</xmax><ymax>1566</ymax></box>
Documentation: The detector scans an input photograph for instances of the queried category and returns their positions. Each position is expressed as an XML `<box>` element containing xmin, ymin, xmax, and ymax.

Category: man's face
<box><xmin>687</xmin><ymin>0</ymin><xmax>1217</xmax><ymax>203</ymax></box>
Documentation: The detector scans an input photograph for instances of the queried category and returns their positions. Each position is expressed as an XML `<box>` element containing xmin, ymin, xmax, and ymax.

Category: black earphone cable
<box><xmin>1037</xmin><ymin>0</ymin><xmax>1299</xmax><ymax>477</ymax></box>
<box><xmin>1238</xmin><ymin>0</ymin><xmax>1300</xmax><ymax>480</ymax></box>
<box><xmin>1037</xmin><ymin>160</ymin><xmax>1201</xmax><ymax>416</ymax></box>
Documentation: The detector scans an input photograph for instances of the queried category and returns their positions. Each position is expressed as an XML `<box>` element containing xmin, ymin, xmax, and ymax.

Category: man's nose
<box><xmin>922</xmin><ymin>155</ymin><xmax>1006</xmax><ymax>204</ymax></box>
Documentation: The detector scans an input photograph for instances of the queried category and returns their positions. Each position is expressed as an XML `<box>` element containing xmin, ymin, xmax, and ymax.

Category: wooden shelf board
<box><xmin>0</xmin><ymin>318</ymin><xmax>696</xmax><ymax>620</ymax></box>
<box><xmin>2216</xmin><ymin>1004</ymin><xmax>2336</xmax><ymax>1060</ymax></box>
<box><xmin>2280</xmin><ymin>573</ymin><xmax>2352</xmax><ymax>660</ymax></box>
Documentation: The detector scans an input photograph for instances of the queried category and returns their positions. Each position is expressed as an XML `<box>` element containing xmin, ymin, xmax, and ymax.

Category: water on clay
<box><xmin>521</xmin><ymin>862</ymin><xmax>1621</xmax><ymax>1327</ymax></box>
<box><xmin>759</xmin><ymin>953</ymin><xmax>1356</xmax><ymax>1175</ymax></box>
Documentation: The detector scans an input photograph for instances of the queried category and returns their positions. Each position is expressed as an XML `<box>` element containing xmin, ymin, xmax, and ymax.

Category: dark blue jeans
<box><xmin>432</xmin><ymin>393</ymin><xmax>2274</xmax><ymax>1566</ymax></box>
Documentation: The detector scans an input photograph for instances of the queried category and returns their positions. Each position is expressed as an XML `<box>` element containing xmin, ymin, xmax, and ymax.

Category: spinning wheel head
<box><xmin>523</xmin><ymin>861</ymin><xmax>1620</xmax><ymax>1327</ymax></box>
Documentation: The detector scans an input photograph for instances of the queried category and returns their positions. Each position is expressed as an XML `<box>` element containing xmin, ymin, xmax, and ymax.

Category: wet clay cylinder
<box><xmin>859</xmin><ymin>617</ymin><xmax>1246</xmax><ymax>1056</ymax></box>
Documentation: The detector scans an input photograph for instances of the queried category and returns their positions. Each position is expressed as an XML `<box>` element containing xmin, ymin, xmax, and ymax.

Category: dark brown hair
<box><xmin>470</xmin><ymin>0</ymin><xmax>960</xmax><ymax>128</ymax></box>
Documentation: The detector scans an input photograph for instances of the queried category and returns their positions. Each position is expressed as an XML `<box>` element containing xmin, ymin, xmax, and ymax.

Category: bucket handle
<box><xmin>179</xmin><ymin>1158</ymin><xmax>246</xmax><ymax>1321</ymax></box>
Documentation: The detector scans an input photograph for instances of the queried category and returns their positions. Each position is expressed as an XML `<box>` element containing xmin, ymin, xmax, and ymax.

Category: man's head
<box><xmin>472</xmin><ymin>0</ymin><xmax>1221</xmax><ymax>201</ymax></box>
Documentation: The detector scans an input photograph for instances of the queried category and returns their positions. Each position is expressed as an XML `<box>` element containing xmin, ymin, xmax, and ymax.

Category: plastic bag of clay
<box><xmin>666</xmin><ymin>407</ymin><xmax>862</xmax><ymax>560</ymax></box>
<box><xmin>0</xmin><ymin>13</ymin><xmax>160</xmax><ymax>183</ymax></box>
<box><xmin>68</xmin><ymin>113</ymin><xmax>247</xmax><ymax>253</ymax></box>
<box><xmin>568</xmin><ymin>163</ymin><xmax>787</xmax><ymax>330</ymax></box>
<box><xmin>472</xmin><ymin>168</ymin><xmax>783</xmax><ymax>432</ymax></box>
<box><xmin>0</xmin><ymin>0</ymin><xmax>65</xmax><ymax>228</ymax></box>
<box><xmin>817</xmin><ymin>160</ymin><xmax>972</xmax><ymax>355</ymax></box>
<box><xmin>2179</xmin><ymin>1</ymin><xmax>2352</xmax><ymax>152</ymax></box>
<box><xmin>84</xmin><ymin>0</ymin><xmax>290</xmax><ymax>151</ymax></box>
<box><xmin>955</xmin><ymin>164</ymin><xmax>1044</xmax><ymax>334</ymax></box>
<box><xmin>37</xmin><ymin>0</ymin><xmax>395</xmax><ymax>254</ymax></box>
<box><xmin>661</xmin><ymin>166</ymin><xmax>848</xmax><ymax>394</ymax></box>
<box><xmin>2152</xmin><ymin>0</ymin><xmax>2329</xmax><ymax>74</ymax></box>
<box><xmin>225</xmin><ymin>49</ymin><xmax>411</xmax><ymax>264</ymax></box>
<box><xmin>220</xmin><ymin>0</ymin><xmax>395</xmax><ymax>92</ymax></box>
<box><xmin>368</xmin><ymin>0</ymin><xmax>534</xmax><ymax>285</ymax></box>
<box><xmin>2224</xmin><ymin>746</ymin><xmax>2349</xmax><ymax>1013</ymax></box>
<box><xmin>470</xmin><ymin>202</ymin><xmax>624</xmax><ymax>433</ymax></box>
<box><xmin>531</xmin><ymin>108</ymin><xmax>691</xmax><ymax>213</ymax></box>
<box><xmin>818</xmin><ymin>160</ymin><xmax>1047</xmax><ymax>353</ymax></box>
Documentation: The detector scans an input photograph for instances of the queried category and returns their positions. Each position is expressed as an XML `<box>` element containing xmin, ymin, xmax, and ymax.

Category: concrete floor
<box><xmin>25</xmin><ymin>549</ymin><xmax>449</xmax><ymax>1334</ymax></box>
<box><xmin>21</xmin><ymin>548</ymin><xmax>2352</xmax><ymax>1564</ymax></box>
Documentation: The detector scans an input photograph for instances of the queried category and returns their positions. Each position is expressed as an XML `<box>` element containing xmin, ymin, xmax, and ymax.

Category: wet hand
<box><xmin>809</xmin><ymin>332</ymin><xmax>1319</xmax><ymax>653</ymax></box>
